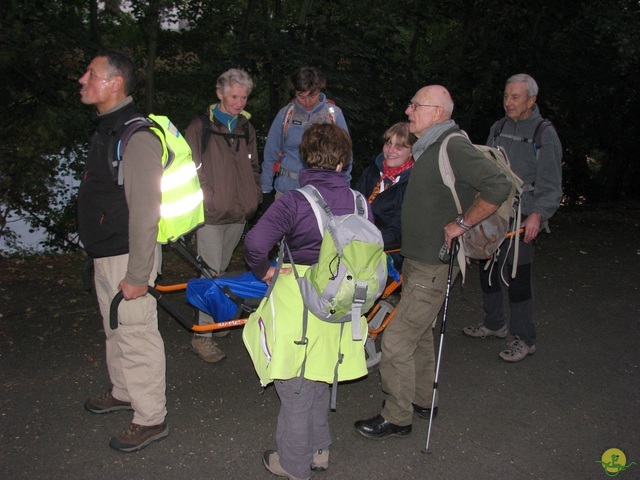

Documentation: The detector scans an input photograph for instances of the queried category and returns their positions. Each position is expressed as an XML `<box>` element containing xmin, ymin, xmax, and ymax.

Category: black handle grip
<box><xmin>109</xmin><ymin>287</ymin><xmax>196</xmax><ymax>330</ymax></box>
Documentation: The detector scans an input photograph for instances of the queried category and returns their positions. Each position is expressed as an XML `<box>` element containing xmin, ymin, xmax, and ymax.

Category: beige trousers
<box><xmin>195</xmin><ymin>223</ymin><xmax>245</xmax><ymax>333</ymax></box>
<box><xmin>94</xmin><ymin>250</ymin><xmax>166</xmax><ymax>426</ymax></box>
<box><xmin>380</xmin><ymin>259</ymin><xmax>459</xmax><ymax>425</ymax></box>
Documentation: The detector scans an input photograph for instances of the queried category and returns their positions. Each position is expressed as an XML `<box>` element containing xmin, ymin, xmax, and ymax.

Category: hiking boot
<box><xmin>499</xmin><ymin>337</ymin><xmax>536</xmax><ymax>362</ymax></box>
<box><xmin>212</xmin><ymin>329</ymin><xmax>230</xmax><ymax>338</ymax></box>
<box><xmin>109</xmin><ymin>421</ymin><xmax>168</xmax><ymax>452</ymax></box>
<box><xmin>262</xmin><ymin>450</ymin><xmax>310</xmax><ymax>480</ymax></box>
<box><xmin>191</xmin><ymin>335</ymin><xmax>226</xmax><ymax>363</ymax></box>
<box><xmin>462</xmin><ymin>323</ymin><xmax>508</xmax><ymax>339</ymax></box>
<box><xmin>311</xmin><ymin>448</ymin><xmax>329</xmax><ymax>472</ymax></box>
<box><xmin>84</xmin><ymin>391</ymin><xmax>133</xmax><ymax>414</ymax></box>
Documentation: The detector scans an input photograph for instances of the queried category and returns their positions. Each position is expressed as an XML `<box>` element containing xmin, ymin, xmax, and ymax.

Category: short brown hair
<box><xmin>299</xmin><ymin>123</ymin><xmax>352</xmax><ymax>170</ymax></box>
<box><xmin>382</xmin><ymin>122</ymin><xmax>417</xmax><ymax>148</ymax></box>
<box><xmin>290</xmin><ymin>67</ymin><xmax>326</xmax><ymax>97</ymax></box>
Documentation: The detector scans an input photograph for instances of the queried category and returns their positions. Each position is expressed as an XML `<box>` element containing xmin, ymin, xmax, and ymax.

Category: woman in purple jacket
<box><xmin>244</xmin><ymin>123</ymin><xmax>373</xmax><ymax>480</ymax></box>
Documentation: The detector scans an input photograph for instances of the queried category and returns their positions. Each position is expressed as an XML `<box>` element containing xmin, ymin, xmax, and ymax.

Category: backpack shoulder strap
<box><xmin>203</xmin><ymin>117</ymin><xmax>251</xmax><ymax>152</ymax></box>
<box><xmin>111</xmin><ymin>116</ymin><xmax>153</xmax><ymax>186</ymax></box>
<box><xmin>438</xmin><ymin>132</ymin><xmax>466</xmax><ymax>215</ymax></box>
<box><xmin>297</xmin><ymin>184</ymin><xmax>330</xmax><ymax>235</ymax></box>
<box><xmin>199</xmin><ymin>114</ymin><xmax>211</xmax><ymax>155</ymax></box>
<box><xmin>326</xmin><ymin>103</ymin><xmax>336</xmax><ymax>123</ymax></box>
<box><xmin>438</xmin><ymin>131</ymin><xmax>470</xmax><ymax>281</ymax></box>
<box><xmin>281</xmin><ymin>102</ymin><xmax>296</xmax><ymax>143</ymax></box>
<box><xmin>243</xmin><ymin>121</ymin><xmax>251</xmax><ymax>143</ymax></box>
<box><xmin>494</xmin><ymin>117</ymin><xmax>553</xmax><ymax>160</ymax></box>
<box><xmin>532</xmin><ymin>119</ymin><xmax>552</xmax><ymax>157</ymax></box>
<box><xmin>351</xmin><ymin>189</ymin><xmax>368</xmax><ymax>217</ymax></box>
<box><xmin>492</xmin><ymin>118</ymin><xmax>509</xmax><ymax>147</ymax></box>
<box><xmin>106</xmin><ymin>110</ymin><xmax>144</xmax><ymax>184</ymax></box>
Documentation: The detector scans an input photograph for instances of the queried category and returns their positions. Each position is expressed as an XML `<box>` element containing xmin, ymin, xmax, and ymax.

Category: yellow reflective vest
<box><xmin>119</xmin><ymin>114</ymin><xmax>204</xmax><ymax>243</ymax></box>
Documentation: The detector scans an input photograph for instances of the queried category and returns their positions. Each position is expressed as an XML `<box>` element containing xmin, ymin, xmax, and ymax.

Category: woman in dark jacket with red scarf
<box><xmin>355</xmin><ymin>122</ymin><xmax>416</xmax><ymax>269</ymax></box>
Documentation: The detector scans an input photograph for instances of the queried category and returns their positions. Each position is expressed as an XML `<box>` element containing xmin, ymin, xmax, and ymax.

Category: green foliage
<box><xmin>1</xmin><ymin>0</ymin><xmax>92</xmax><ymax>252</ymax></box>
<box><xmin>2</xmin><ymin>0</ymin><xmax>639</xmax><ymax>252</ymax></box>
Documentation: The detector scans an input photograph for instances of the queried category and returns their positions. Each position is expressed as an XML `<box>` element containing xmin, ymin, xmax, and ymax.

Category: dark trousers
<box><xmin>274</xmin><ymin>378</ymin><xmax>331</xmax><ymax>479</ymax></box>
<box><xmin>479</xmin><ymin>238</ymin><xmax>536</xmax><ymax>346</ymax></box>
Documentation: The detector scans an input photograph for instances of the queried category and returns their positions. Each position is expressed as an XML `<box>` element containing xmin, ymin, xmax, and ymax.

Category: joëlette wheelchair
<box><xmin>109</xmin><ymin>238</ymin><xmax>402</xmax><ymax>371</ymax></box>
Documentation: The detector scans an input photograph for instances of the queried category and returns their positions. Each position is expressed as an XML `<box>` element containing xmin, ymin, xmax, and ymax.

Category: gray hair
<box><xmin>506</xmin><ymin>73</ymin><xmax>539</xmax><ymax>97</ymax></box>
<box><xmin>95</xmin><ymin>50</ymin><xmax>137</xmax><ymax>96</ymax></box>
<box><xmin>217</xmin><ymin>68</ymin><xmax>253</xmax><ymax>94</ymax></box>
<box><xmin>441</xmin><ymin>97</ymin><xmax>454</xmax><ymax>116</ymax></box>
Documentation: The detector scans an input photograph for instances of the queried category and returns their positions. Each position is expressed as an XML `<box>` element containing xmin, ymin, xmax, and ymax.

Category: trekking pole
<box><xmin>424</xmin><ymin>237</ymin><xmax>459</xmax><ymax>454</ymax></box>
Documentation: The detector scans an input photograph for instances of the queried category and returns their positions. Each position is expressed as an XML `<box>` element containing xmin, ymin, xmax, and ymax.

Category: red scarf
<box><xmin>367</xmin><ymin>157</ymin><xmax>414</xmax><ymax>203</ymax></box>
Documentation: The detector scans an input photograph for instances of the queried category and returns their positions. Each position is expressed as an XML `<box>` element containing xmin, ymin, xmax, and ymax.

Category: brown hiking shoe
<box><xmin>191</xmin><ymin>335</ymin><xmax>226</xmax><ymax>363</ymax></box>
<box><xmin>84</xmin><ymin>391</ymin><xmax>133</xmax><ymax>414</ymax></box>
<box><xmin>109</xmin><ymin>421</ymin><xmax>168</xmax><ymax>452</ymax></box>
<box><xmin>262</xmin><ymin>450</ymin><xmax>310</xmax><ymax>480</ymax></box>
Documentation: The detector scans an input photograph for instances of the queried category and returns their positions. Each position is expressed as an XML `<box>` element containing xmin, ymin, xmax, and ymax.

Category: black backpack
<box><xmin>198</xmin><ymin>114</ymin><xmax>250</xmax><ymax>154</ymax></box>
<box><xmin>492</xmin><ymin>117</ymin><xmax>552</xmax><ymax>159</ymax></box>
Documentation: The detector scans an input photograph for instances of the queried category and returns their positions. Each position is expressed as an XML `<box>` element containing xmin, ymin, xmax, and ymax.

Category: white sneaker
<box><xmin>311</xmin><ymin>448</ymin><xmax>329</xmax><ymax>471</ymax></box>
<box><xmin>499</xmin><ymin>337</ymin><xmax>536</xmax><ymax>362</ymax></box>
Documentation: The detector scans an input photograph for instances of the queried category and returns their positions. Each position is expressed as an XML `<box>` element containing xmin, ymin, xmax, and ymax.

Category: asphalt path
<box><xmin>1</xmin><ymin>206</ymin><xmax>638</xmax><ymax>480</ymax></box>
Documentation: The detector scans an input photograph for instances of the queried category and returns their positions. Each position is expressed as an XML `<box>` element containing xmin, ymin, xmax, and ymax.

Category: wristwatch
<box><xmin>455</xmin><ymin>215</ymin><xmax>472</xmax><ymax>231</ymax></box>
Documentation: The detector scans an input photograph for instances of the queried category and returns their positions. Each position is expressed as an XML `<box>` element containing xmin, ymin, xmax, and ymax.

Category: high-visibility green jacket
<box><xmin>242</xmin><ymin>264</ymin><xmax>368</xmax><ymax>387</ymax></box>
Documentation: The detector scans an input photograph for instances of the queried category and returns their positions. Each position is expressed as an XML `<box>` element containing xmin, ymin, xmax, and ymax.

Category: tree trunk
<box><xmin>89</xmin><ymin>0</ymin><xmax>100</xmax><ymax>47</ymax></box>
<box><xmin>267</xmin><ymin>0</ymin><xmax>284</xmax><ymax>118</ymax></box>
<box><xmin>242</xmin><ymin>0</ymin><xmax>258</xmax><ymax>43</ymax></box>
<box><xmin>145</xmin><ymin>0</ymin><xmax>161</xmax><ymax>114</ymax></box>
<box><xmin>298</xmin><ymin>0</ymin><xmax>312</xmax><ymax>25</ymax></box>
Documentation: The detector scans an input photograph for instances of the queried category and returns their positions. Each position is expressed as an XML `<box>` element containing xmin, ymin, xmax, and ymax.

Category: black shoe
<box><xmin>354</xmin><ymin>414</ymin><xmax>412</xmax><ymax>439</ymax></box>
<box><xmin>412</xmin><ymin>403</ymin><xmax>438</xmax><ymax>419</ymax></box>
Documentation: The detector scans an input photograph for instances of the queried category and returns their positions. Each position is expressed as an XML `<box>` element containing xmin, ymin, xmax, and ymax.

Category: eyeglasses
<box><xmin>296</xmin><ymin>91</ymin><xmax>320</xmax><ymax>101</ymax></box>
<box><xmin>407</xmin><ymin>101</ymin><xmax>441</xmax><ymax>112</ymax></box>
